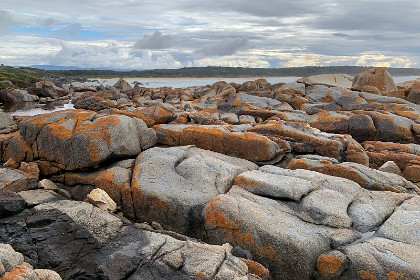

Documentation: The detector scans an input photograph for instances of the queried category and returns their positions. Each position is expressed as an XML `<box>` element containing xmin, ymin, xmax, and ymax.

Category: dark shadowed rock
<box><xmin>0</xmin><ymin>194</ymin><xmax>262</xmax><ymax>279</ymax></box>
<box><xmin>0</xmin><ymin>191</ymin><xmax>25</xmax><ymax>217</ymax></box>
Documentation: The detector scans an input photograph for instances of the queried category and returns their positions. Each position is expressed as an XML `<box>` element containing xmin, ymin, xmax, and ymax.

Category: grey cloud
<box><xmin>332</xmin><ymin>33</ymin><xmax>353</xmax><ymax>38</ymax></box>
<box><xmin>197</xmin><ymin>38</ymin><xmax>249</xmax><ymax>57</ymax></box>
<box><xmin>176</xmin><ymin>0</ymin><xmax>332</xmax><ymax>17</ymax></box>
<box><xmin>0</xmin><ymin>10</ymin><xmax>13</xmax><ymax>32</ymax></box>
<box><xmin>39</xmin><ymin>17</ymin><xmax>59</xmax><ymax>28</ymax></box>
<box><xmin>134</xmin><ymin>31</ymin><xmax>174</xmax><ymax>49</ymax></box>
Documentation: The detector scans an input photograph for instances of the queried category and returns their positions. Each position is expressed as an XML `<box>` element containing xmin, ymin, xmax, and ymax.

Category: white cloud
<box><xmin>48</xmin><ymin>42</ymin><xmax>183</xmax><ymax>69</ymax></box>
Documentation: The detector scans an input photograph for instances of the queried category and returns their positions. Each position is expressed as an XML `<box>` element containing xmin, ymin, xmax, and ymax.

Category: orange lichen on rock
<box><xmin>204</xmin><ymin>197</ymin><xmax>238</xmax><ymax>230</ymax></box>
<box><xmin>233</xmin><ymin>175</ymin><xmax>259</xmax><ymax>188</ymax></box>
<box><xmin>387</xmin><ymin>271</ymin><xmax>404</xmax><ymax>280</ymax></box>
<box><xmin>316</xmin><ymin>255</ymin><xmax>344</xmax><ymax>276</ymax></box>
<box><xmin>153</xmin><ymin>124</ymin><xmax>187</xmax><ymax>146</ymax></box>
<box><xmin>288</xmin><ymin>158</ymin><xmax>369</xmax><ymax>186</ymax></box>
<box><xmin>358</xmin><ymin>270</ymin><xmax>378</xmax><ymax>280</ymax></box>
<box><xmin>2</xmin><ymin>264</ymin><xmax>35</xmax><ymax>280</ymax></box>
<box><xmin>239</xmin><ymin>258</ymin><xmax>270</xmax><ymax>279</ymax></box>
<box><xmin>180</xmin><ymin>126</ymin><xmax>226</xmax><ymax>154</ymax></box>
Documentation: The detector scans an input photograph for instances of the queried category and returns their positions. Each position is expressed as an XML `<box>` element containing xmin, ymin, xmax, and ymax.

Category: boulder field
<box><xmin>0</xmin><ymin>68</ymin><xmax>419</xmax><ymax>280</ymax></box>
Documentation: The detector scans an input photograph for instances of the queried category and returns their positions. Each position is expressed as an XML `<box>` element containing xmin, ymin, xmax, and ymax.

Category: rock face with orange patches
<box><xmin>316</xmin><ymin>251</ymin><xmax>348</xmax><ymax>279</ymax></box>
<box><xmin>363</xmin><ymin>141</ymin><xmax>420</xmax><ymax>182</ymax></box>
<box><xmin>0</xmin><ymin>243</ymin><xmax>61</xmax><ymax>279</ymax></box>
<box><xmin>153</xmin><ymin>124</ymin><xmax>283</xmax><ymax>163</ymax></box>
<box><xmin>131</xmin><ymin>146</ymin><xmax>257</xmax><ymax>234</ymax></box>
<box><xmin>287</xmin><ymin>156</ymin><xmax>419</xmax><ymax>194</ymax></box>
<box><xmin>52</xmin><ymin>159</ymin><xmax>136</xmax><ymax>219</ymax></box>
<box><xmin>110</xmin><ymin>105</ymin><xmax>177</xmax><ymax>127</ymax></box>
<box><xmin>249</xmin><ymin>121</ymin><xmax>368</xmax><ymax>164</ymax></box>
<box><xmin>352</xmin><ymin>67</ymin><xmax>397</xmax><ymax>94</ymax></box>
<box><xmin>202</xmin><ymin>165</ymin><xmax>420</xmax><ymax>279</ymax></box>
<box><xmin>405</xmin><ymin>78</ymin><xmax>420</xmax><ymax>104</ymax></box>
<box><xmin>204</xmin><ymin>186</ymin><xmax>336</xmax><ymax>280</ymax></box>
<box><xmin>0</xmin><ymin>132</ymin><xmax>34</xmax><ymax>165</ymax></box>
<box><xmin>17</xmin><ymin>109</ymin><xmax>157</xmax><ymax>171</ymax></box>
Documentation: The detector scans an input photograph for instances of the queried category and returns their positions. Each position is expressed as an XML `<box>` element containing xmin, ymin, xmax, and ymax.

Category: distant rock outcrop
<box><xmin>0</xmin><ymin>88</ymin><xmax>39</xmax><ymax>103</ymax></box>
<box><xmin>298</xmin><ymin>74</ymin><xmax>353</xmax><ymax>89</ymax></box>
<box><xmin>113</xmin><ymin>78</ymin><xmax>133</xmax><ymax>91</ymax></box>
<box><xmin>351</xmin><ymin>67</ymin><xmax>398</xmax><ymax>94</ymax></box>
<box><xmin>27</xmin><ymin>80</ymin><xmax>68</xmax><ymax>99</ymax></box>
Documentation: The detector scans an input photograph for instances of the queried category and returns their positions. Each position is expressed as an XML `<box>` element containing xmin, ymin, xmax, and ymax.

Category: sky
<box><xmin>1</xmin><ymin>0</ymin><xmax>420</xmax><ymax>70</ymax></box>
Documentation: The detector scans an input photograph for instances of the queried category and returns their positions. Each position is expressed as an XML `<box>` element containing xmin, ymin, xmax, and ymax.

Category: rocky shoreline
<box><xmin>0</xmin><ymin>67</ymin><xmax>419</xmax><ymax>279</ymax></box>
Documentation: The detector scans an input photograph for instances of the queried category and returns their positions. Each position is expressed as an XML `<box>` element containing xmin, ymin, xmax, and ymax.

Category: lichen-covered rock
<box><xmin>154</xmin><ymin>124</ymin><xmax>283</xmax><ymax>163</ymax></box>
<box><xmin>287</xmin><ymin>156</ymin><xmax>419</xmax><ymax>194</ymax></box>
<box><xmin>131</xmin><ymin>146</ymin><xmax>258</xmax><ymax>234</ymax></box>
<box><xmin>0</xmin><ymin>132</ymin><xmax>34</xmax><ymax>164</ymax></box>
<box><xmin>0</xmin><ymin>243</ymin><xmax>24</xmax><ymax>273</ymax></box>
<box><xmin>363</xmin><ymin>141</ymin><xmax>420</xmax><ymax>181</ymax></box>
<box><xmin>249</xmin><ymin>121</ymin><xmax>368</xmax><ymax>165</ymax></box>
<box><xmin>203</xmin><ymin>166</ymin><xmax>418</xmax><ymax>279</ymax></box>
<box><xmin>113</xmin><ymin>78</ymin><xmax>133</xmax><ymax>91</ymax></box>
<box><xmin>406</xmin><ymin>78</ymin><xmax>420</xmax><ymax>104</ymax></box>
<box><xmin>352</xmin><ymin>67</ymin><xmax>397</xmax><ymax>93</ymax></box>
<box><xmin>18</xmin><ymin>109</ymin><xmax>157</xmax><ymax>171</ymax></box>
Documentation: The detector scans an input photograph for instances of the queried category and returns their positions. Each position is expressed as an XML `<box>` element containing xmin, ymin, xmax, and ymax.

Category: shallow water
<box><xmin>2</xmin><ymin>101</ymin><xmax>74</xmax><ymax>116</ymax></box>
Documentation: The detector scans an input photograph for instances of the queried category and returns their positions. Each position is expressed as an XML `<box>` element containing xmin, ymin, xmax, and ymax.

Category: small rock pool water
<box><xmin>1</xmin><ymin>100</ymin><xmax>74</xmax><ymax>116</ymax></box>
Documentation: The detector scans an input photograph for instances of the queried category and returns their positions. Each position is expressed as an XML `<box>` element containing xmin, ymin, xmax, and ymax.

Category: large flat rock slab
<box><xmin>131</xmin><ymin>146</ymin><xmax>258</xmax><ymax>234</ymax></box>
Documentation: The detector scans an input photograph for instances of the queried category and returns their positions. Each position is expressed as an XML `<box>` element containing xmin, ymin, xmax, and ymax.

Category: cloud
<box><xmin>1</xmin><ymin>1</ymin><xmax>420</xmax><ymax>68</ymax></box>
<box><xmin>0</xmin><ymin>10</ymin><xmax>13</xmax><ymax>33</ymax></box>
<box><xmin>38</xmin><ymin>17</ymin><xmax>59</xmax><ymax>28</ymax></box>
<box><xmin>196</xmin><ymin>38</ymin><xmax>249</xmax><ymax>57</ymax></box>
<box><xmin>134</xmin><ymin>31</ymin><xmax>175</xmax><ymax>49</ymax></box>
<box><xmin>46</xmin><ymin>42</ymin><xmax>183</xmax><ymax>69</ymax></box>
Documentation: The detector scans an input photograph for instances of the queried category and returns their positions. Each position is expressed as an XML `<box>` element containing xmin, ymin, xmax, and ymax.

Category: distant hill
<box><xmin>1</xmin><ymin>65</ymin><xmax>420</xmax><ymax>88</ymax></box>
